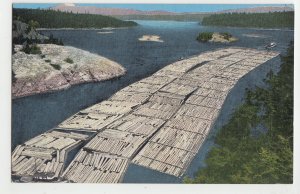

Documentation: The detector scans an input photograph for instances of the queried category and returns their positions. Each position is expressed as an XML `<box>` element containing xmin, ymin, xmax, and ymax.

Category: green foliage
<box><xmin>220</xmin><ymin>32</ymin><xmax>232</xmax><ymax>40</ymax></box>
<box><xmin>13</xmin><ymin>8</ymin><xmax>137</xmax><ymax>29</ymax></box>
<box><xmin>116</xmin><ymin>13</ymin><xmax>211</xmax><ymax>21</ymax></box>
<box><xmin>197</xmin><ymin>32</ymin><xmax>213</xmax><ymax>42</ymax></box>
<box><xmin>28</xmin><ymin>20</ymin><xmax>40</xmax><ymax>29</ymax></box>
<box><xmin>50</xmin><ymin>63</ymin><xmax>61</xmax><ymax>70</ymax></box>
<box><xmin>44</xmin><ymin>34</ymin><xmax>64</xmax><ymax>45</ymax></box>
<box><xmin>202</xmin><ymin>12</ymin><xmax>294</xmax><ymax>28</ymax></box>
<box><xmin>64</xmin><ymin>57</ymin><xmax>74</xmax><ymax>64</ymax></box>
<box><xmin>185</xmin><ymin>42</ymin><xmax>294</xmax><ymax>184</ymax></box>
<box><xmin>21</xmin><ymin>43</ymin><xmax>42</xmax><ymax>54</ymax></box>
<box><xmin>45</xmin><ymin>59</ymin><xmax>51</xmax><ymax>63</ymax></box>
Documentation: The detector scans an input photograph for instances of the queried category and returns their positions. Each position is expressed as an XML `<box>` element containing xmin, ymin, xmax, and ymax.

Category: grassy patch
<box><xmin>64</xmin><ymin>57</ymin><xmax>74</xmax><ymax>64</ymax></box>
<box><xmin>50</xmin><ymin>63</ymin><xmax>61</xmax><ymax>70</ymax></box>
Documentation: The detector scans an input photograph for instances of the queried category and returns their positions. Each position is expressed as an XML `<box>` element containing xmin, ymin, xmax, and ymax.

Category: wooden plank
<box><xmin>46</xmin><ymin>130</ymin><xmax>89</xmax><ymax>140</ymax></box>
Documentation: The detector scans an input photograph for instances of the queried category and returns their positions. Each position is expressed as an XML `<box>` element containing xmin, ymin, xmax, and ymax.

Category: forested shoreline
<box><xmin>202</xmin><ymin>12</ymin><xmax>294</xmax><ymax>28</ymax></box>
<box><xmin>185</xmin><ymin>42</ymin><xmax>294</xmax><ymax>184</ymax></box>
<box><xmin>13</xmin><ymin>8</ymin><xmax>137</xmax><ymax>29</ymax></box>
<box><xmin>116</xmin><ymin>13</ymin><xmax>211</xmax><ymax>21</ymax></box>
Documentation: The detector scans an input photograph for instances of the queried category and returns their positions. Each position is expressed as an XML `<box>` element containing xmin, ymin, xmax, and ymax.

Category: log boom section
<box><xmin>12</xmin><ymin>47</ymin><xmax>279</xmax><ymax>183</ymax></box>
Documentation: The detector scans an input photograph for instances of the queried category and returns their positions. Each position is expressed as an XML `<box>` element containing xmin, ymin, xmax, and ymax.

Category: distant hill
<box><xmin>50</xmin><ymin>4</ymin><xmax>294</xmax><ymax>16</ymax></box>
<box><xmin>48</xmin><ymin>4</ymin><xmax>294</xmax><ymax>22</ymax></box>
<box><xmin>50</xmin><ymin>3</ymin><xmax>176</xmax><ymax>16</ymax></box>
<box><xmin>218</xmin><ymin>6</ymin><xmax>294</xmax><ymax>13</ymax></box>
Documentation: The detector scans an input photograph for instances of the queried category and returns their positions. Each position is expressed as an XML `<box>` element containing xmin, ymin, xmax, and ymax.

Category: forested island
<box><xmin>13</xmin><ymin>8</ymin><xmax>137</xmax><ymax>29</ymax></box>
<box><xmin>202</xmin><ymin>11</ymin><xmax>294</xmax><ymax>28</ymax></box>
<box><xmin>196</xmin><ymin>32</ymin><xmax>237</xmax><ymax>43</ymax></box>
<box><xmin>185</xmin><ymin>42</ymin><xmax>293</xmax><ymax>183</ymax></box>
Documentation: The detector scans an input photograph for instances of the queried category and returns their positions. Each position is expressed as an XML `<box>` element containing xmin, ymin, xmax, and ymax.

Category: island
<box><xmin>138</xmin><ymin>35</ymin><xmax>164</xmax><ymax>42</ymax></box>
<box><xmin>197</xmin><ymin>32</ymin><xmax>237</xmax><ymax>43</ymax></box>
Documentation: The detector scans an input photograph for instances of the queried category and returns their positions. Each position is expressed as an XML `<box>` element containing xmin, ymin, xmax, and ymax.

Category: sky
<box><xmin>12</xmin><ymin>3</ymin><xmax>293</xmax><ymax>13</ymax></box>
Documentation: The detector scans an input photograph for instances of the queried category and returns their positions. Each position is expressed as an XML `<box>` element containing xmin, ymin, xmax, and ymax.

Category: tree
<box><xmin>28</xmin><ymin>20</ymin><xmax>40</xmax><ymax>29</ymax></box>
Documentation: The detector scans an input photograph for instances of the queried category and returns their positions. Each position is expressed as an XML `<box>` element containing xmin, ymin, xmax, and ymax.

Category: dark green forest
<box><xmin>13</xmin><ymin>8</ymin><xmax>137</xmax><ymax>28</ymax></box>
<box><xmin>185</xmin><ymin>42</ymin><xmax>294</xmax><ymax>183</ymax></box>
<box><xmin>202</xmin><ymin>12</ymin><xmax>294</xmax><ymax>28</ymax></box>
<box><xmin>116</xmin><ymin>13</ymin><xmax>211</xmax><ymax>21</ymax></box>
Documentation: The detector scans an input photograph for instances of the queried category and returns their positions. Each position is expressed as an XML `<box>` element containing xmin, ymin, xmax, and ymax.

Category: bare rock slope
<box><xmin>12</xmin><ymin>44</ymin><xmax>126</xmax><ymax>98</ymax></box>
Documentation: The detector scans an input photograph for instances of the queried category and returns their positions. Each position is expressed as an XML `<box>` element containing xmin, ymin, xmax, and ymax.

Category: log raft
<box><xmin>12</xmin><ymin>47</ymin><xmax>279</xmax><ymax>182</ymax></box>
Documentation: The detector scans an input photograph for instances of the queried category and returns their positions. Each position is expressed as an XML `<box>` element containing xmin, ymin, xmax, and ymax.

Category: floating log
<box><xmin>12</xmin><ymin>47</ymin><xmax>280</xmax><ymax>183</ymax></box>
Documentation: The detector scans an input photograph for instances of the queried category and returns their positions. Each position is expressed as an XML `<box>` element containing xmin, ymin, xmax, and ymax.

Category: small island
<box><xmin>138</xmin><ymin>35</ymin><xmax>164</xmax><ymax>42</ymax></box>
<box><xmin>197</xmin><ymin>32</ymin><xmax>238</xmax><ymax>43</ymax></box>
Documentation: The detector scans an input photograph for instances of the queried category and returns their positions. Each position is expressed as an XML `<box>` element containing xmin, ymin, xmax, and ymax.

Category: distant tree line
<box><xmin>184</xmin><ymin>42</ymin><xmax>294</xmax><ymax>184</ymax></box>
<box><xmin>202</xmin><ymin>11</ymin><xmax>294</xmax><ymax>28</ymax></box>
<box><xmin>116</xmin><ymin>13</ymin><xmax>211</xmax><ymax>21</ymax></box>
<box><xmin>13</xmin><ymin>8</ymin><xmax>137</xmax><ymax>29</ymax></box>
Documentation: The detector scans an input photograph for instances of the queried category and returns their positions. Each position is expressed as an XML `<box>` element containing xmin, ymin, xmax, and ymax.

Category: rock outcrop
<box><xmin>12</xmin><ymin>44</ymin><xmax>126</xmax><ymax>98</ymax></box>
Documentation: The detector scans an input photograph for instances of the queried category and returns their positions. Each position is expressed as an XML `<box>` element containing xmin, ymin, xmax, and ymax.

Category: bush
<box><xmin>220</xmin><ymin>32</ymin><xmax>232</xmax><ymax>40</ymax></box>
<box><xmin>21</xmin><ymin>43</ymin><xmax>42</xmax><ymax>54</ymax></box>
<box><xmin>44</xmin><ymin>34</ymin><xmax>64</xmax><ymax>45</ymax></box>
<box><xmin>197</xmin><ymin>32</ymin><xmax>213</xmax><ymax>42</ymax></box>
<box><xmin>45</xmin><ymin>59</ymin><xmax>51</xmax><ymax>63</ymax></box>
<box><xmin>50</xmin><ymin>63</ymin><xmax>61</xmax><ymax>70</ymax></box>
<box><xmin>64</xmin><ymin>57</ymin><xmax>74</xmax><ymax>64</ymax></box>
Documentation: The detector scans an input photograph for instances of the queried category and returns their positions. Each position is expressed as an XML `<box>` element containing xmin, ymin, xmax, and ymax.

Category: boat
<box><xmin>265</xmin><ymin>42</ymin><xmax>277</xmax><ymax>49</ymax></box>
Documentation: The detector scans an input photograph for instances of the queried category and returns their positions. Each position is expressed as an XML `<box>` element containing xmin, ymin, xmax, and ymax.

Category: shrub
<box><xmin>50</xmin><ymin>63</ymin><xmax>61</xmax><ymax>70</ymax></box>
<box><xmin>220</xmin><ymin>32</ymin><xmax>232</xmax><ymax>40</ymax></box>
<box><xmin>44</xmin><ymin>34</ymin><xmax>64</xmax><ymax>45</ymax></box>
<box><xmin>45</xmin><ymin>59</ymin><xmax>51</xmax><ymax>63</ymax></box>
<box><xmin>64</xmin><ymin>57</ymin><xmax>74</xmax><ymax>64</ymax></box>
<box><xmin>21</xmin><ymin>43</ymin><xmax>42</xmax><ymax>54</ymax></box>
<box><xmin>197</xmin><ymin>32</ymin><xmax>213</xmax><ymax>42</ymax></box>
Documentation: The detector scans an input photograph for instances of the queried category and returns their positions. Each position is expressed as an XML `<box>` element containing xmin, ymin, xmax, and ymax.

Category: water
<box><xmin>12</xmin><ymin>20</ymin><xmax>294</xmax><ymax>183</ymax></box>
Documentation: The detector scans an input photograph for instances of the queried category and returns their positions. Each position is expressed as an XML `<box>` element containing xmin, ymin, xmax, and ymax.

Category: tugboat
<box><xmin>265</xmin><ymin>42</ymin><xmax>277</xmax><ymax>50</ymax></box>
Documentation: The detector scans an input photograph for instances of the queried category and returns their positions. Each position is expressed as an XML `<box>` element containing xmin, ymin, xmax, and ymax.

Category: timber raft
<box><xmin>12</xmin><ymin>47</ymin><xmax>279</xmax><ymax>183</ymax></box>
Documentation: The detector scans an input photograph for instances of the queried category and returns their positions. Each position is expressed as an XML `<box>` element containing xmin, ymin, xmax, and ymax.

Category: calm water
<box><xmin>12</xmin><ymin>20</ymin><xmax>294</xmax><ymax>183</ymax></box>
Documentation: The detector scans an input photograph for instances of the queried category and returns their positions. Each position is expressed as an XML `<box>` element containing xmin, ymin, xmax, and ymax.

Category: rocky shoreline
<box><xmin>12</xmin><ymin>44</ymin><xmax>126</xmax><ymax>98</ymax></box>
